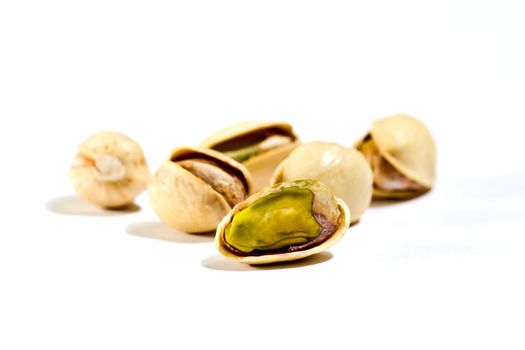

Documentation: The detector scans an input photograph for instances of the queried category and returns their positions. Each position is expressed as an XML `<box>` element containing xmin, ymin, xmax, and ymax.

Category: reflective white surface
<box><xmin>1</xmin><ymin>1</ymin><xmax>525</xmax><ymax>349</ymax></box>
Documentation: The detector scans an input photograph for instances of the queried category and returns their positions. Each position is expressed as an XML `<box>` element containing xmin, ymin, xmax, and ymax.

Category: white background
<box><xmin>1</xmin><ymin>1</ymin><xmax>525</xmax><ymax>349</ymax></box>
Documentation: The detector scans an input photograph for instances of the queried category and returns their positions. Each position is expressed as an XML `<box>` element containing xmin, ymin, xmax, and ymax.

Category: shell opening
<box><xmin>171</xmin><ymin>152</ymin><xmax>250</xmax><ymax>195</ymax></box>
<box><xmin>359</xmin><ymin>135</ymin><xmax>425</xmax><ymax>193</ymax></box>
<box><xmin>176</xmin><ymin>158</ymin><xmax>247</xmax><ymax>208</ymax></box>
<box><xmin>211</xmin><ymin>127</ymin><xmax>295</xmax><ymax>163</ymax></box>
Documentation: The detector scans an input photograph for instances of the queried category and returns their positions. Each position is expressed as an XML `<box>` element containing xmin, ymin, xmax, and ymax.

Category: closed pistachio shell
<box><xmin>200</xmin><ymin>121</ymin><xmax>300</xmax><ymax>191</ymax></box>
<box><xmin>216</xmin><ymin>180</ymin><xmax>350</xmax><ymax>265</ymax></box>
<box><xmin>272</xmin><ymin>141</ymin><xmax>373</xmax><ymax>224</ymax></box>
<box><xmin>69</xmin><ymin>131</ymin><xmax>150</xmax><ymax>208</ymax></box>
<box><xmin>148</xmin><ymin>146</ymin><xmax>252</xmax><ymax>233</ymax></box>
<box><xmin>356</xmin><ymin>115</ymin><xmax>436</xmax><ymax>198</ymax></box>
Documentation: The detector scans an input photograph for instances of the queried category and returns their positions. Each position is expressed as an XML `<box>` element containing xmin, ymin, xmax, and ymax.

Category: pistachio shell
<box><xmin>69</xmin><ymin>131</ymin><xmax>150</xmax><ymax>208</ymax></box>
<box><xmin>372</xmin><ymin>115</ymin><xmax>436</xmax><ymax>187</ymax></box>
<box><xmin>200</xmin><ymin>121</ymin><xmax>295</xmax><ymax>149</ymax></box>
<box><xmin>355</xmin><ymin>115</ymin><xmax>436</xmax><ymax>198</ymax></box>
<box><xmin>148</xmin><ymin>146</ymin><xmax>252</xmax><ymax>233</ymax></box>
<box><xmin>272</xmin><ymin>141</ymin><xmax>373</xmax><ymax>224</ymax></box>
<box><xmin>244</xmin><ymin>142</ymin><xmax>298</xmax><ymax>192</ymax></box>
<box><xmin>200</xmin><ymin>121</ymin><xmax>300</xmax><ymax>192</ymax></box>
<box><xmin>216</xmin><ymin>180</ymin><xmax>350</xmax><ymax>265</ymax></box>
<box><xmin>372</xmin><ymin>186</ymin><xmax>427</xmax><ymax>199</ymax></box>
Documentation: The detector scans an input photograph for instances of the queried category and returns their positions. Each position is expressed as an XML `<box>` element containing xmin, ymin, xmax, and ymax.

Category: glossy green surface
<box><xmin>225</xmin><ymin>187</ymin><xmax>321</xmax><ymax>252</ymax></box>
<box><xmin>224</xmin><ymin>144</ymin><xmax>260</xmax><ymax>163</ymax></box>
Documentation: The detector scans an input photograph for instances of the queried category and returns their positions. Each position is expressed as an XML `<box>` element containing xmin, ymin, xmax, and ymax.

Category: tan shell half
<box><xmin>272</xmin><ymin>141</ymin><xmax>373</xmax><ymax>224</ymax></box>
<box><xmin>200</xmin><ymin>121</ymin><xmax>300</xmax><ymax>192</ymax></box>
<box><xmin>69</xmin><ymin>131</ymin><xmax>150</xmax><ymax>208</ymax></box>
<box><xmin>215</xmin><ymin>181</ymin><xmax>350</xmax><ymax>265</ymax></box>
<box><xmin>355</xmin><ymin>115</ymin><xmax>436</xmax><ymax>198</ymax></box>
<box><xmin>148</xmin><ymin>146</ymin><xmax>252</xmax><ymax>233</ymax></box>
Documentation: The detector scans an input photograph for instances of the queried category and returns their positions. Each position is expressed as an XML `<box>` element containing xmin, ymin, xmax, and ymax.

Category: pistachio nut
<box><xmin>148</xmin><ymin>146</ymin><xmax>252</xmax><ymax>233</ymax></box>
<box><xmin>200</xmin><ymin>121</ymin><xmax>300</xmax><ymax>192</ymax></box>
<box><xmin>69</xmin><ymin>131</ymin><xmax>150</xmax><ymax>208</ymax></box>
<box><xmin>272</xmin><ymin>141</ymin><xmax>372</xmax><ymax>224</ymax></box>
<box><xmin>355</xmin><ymin>115</ymin><xmax>436</xmax><ymax>198</ymax></box>
<box><xmin>216</xmin><ymin>180</ymin><xmax>350</xmax><ymax>264</ymax></box>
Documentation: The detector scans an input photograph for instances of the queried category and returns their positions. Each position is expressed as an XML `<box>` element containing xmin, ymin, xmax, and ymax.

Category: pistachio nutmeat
<box><xmin>216</xmin><ymin>179</ymin><xmax>350</xmax><ymax>264</ymax></box>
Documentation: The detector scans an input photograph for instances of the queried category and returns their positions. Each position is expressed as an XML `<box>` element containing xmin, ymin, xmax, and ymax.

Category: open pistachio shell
<box><xmin>355</xmin><ymin>115</ymin><xmax>436</xmax><ymax>199</ymax></box>
<box><xmin>69</xmin><ymin>131</ymin><xmax>150</xmax><ymax>208</ymax></box>
<box><xmin>200</xmin><ymin>121</ymin><xmax>300</xmax><ymax>192</ymax></box>
<box><xmin>148</xmin><ymin>146</ymin><xmax>252</xmax><ymax>233</ymax></box>
<box><xmin>216</xmin><ymin>180</ymin><xmax>350</xmax><ymax>265</ymax></box>
<box><xmin>272</xmin><ymin>141</ymin><xmax>372</xmax><ymax>224</ymax></box>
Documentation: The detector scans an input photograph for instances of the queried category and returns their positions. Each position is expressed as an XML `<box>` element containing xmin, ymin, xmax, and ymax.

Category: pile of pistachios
<box><xmin>69</xmin><ymin>115</ymin><xmax>436</xmax><ymax>265</ymax></box>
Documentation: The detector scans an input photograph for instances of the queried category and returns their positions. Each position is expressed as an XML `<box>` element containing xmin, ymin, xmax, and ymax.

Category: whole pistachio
<box><xmin>148</xmin><ymin>146</ymin><xmax>252</xmax><ymax>233</ymax></box>
<box><xmin>216</xmin><ymin>180</ymin><xmax>350</xmax><ymax>264</ymax></box>
<box><xmin>200</xmin><ymin>121</ymin><xmax>300</xmax><ymax>192</ymax></box>
<box><xmin>69</xmin><ymin>131</ymin><xmax>150</xmax><ymax>208</ymax></box>
<box><xmin>355</xmin><ymin>115</ymin><xmax>436</xmax><ymax>199</ymax></box>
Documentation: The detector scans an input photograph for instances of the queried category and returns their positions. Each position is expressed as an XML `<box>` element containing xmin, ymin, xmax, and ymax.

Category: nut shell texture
<box><xmin>272</xmin><ymin>141</ymin><xmax>372</xmax><ymax>224</ymax></box>
<box><xmin>148</xmin><ymin>146</ymin><xmax>252</xmax><ymax>233</ymax></box>
<box><xmin>200</xmin><ymin>121</ymin><xmax>300</xmax><ymax>192</ymax></box>
<box><xmin>200</xmin><ymin>121</ymin><xmax>295</xmax><ymax>149</ymax></box>
<box><xmin>69</xmin><ymin>131</ymin><xmax>149</xmax><ymax>208</ymax></box>
<box><xmin>370</xmin><ymin>115</ymin><xmax>436</xmax><ymax>188</ymax></box>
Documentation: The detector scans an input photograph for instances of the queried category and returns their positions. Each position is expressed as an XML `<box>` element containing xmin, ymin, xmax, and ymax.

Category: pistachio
<box><xmin>200</xmin><ymin>121</ymin><xmax>300</xmax><ymax>191</ymax></box>
<box><xmin>176</xmin><ymin>158</ymin><xmax>246</xmax><ymax>207</ymax></box>
<box><xmin>355</xmin><ymin>115</ymin><xmax>436</xmax><ymax>199</ymax></box>
<box><xmin>225</xmin><ymin>187</ymin><xmax>321</xmax><ymax>252</ymax></box>
<box><xmin>223</xmin><ymin>134</ymin><xmax>294</xmax><ymax>163</ymax></box>
<box><xmin>216</xmin><ymin>180</ymin><xmax>350</xmax><ymax>264</ymax></box>
<box><xmin>69</xmin><ymin>131</ymin><xmax>150</xmax><ymax>208</ymax></box>
<box><xmin>148</xmin><ymin>147</ymin><xmax>252</xmax><ymax>233</ymax></box>
<box><xmin>272</xmin><ymin>141</ymin><xmax>373</xmax><ymax>224</ymax></box>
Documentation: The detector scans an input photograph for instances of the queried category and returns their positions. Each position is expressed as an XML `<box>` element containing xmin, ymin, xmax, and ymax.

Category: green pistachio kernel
<box><xmin>224</xmin><ymin>187</ymin><xmax>321</xmax><ymax>253</ymax></box>
<box><xmin>224</xmin><ymin>145</ymin><xmax>260</xmax><ymax>163</ymax></box>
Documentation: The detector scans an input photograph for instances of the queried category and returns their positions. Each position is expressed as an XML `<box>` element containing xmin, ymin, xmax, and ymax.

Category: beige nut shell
<box><xmin>148</xmin><ymin>146</ymin><xmax>253</xmax><ymax>233</ymax></box>
<box><xmin>200</xmin><ymin>121</ymin><xmax>300</xmax><ymax>192</ymax></box>
<box><xmin>356</xmin><ymin>115</ymin><xmax>436</xmax><ymax>189</ymax></box>
<box><xmin>215</xmin><ymin>181</ymin><xmax>350</xmax><ymax>265</ymax></box>
<box><xmin>69</xmin><ymin>131</ymin><xmax>150</xmax><ymax>208</ymax></box>
<box><xmin>272</xmin><ymin>141</ymin><xmax>373</xmax><ymax>224</ymax></box>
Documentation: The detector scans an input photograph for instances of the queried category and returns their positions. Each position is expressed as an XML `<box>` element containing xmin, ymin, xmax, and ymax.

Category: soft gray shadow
<box><xmin>126</xmin><ymin>221</ymin><xmax>215</xmax><ymax>243</ymax></box>
<box><xmin>370</xmin><ymin>198</ymin><xmax>412</xmax><ymax>208</ymax></box>
<box><xmin>376</xmin><ymin>244</ymin><xmax>477</xmax><ymax>262</ymax></box>
<box><xmin>201</xmin><ymin>251</ymin><xmax>333</xmax><ymax>271</ymax></box>
<box><xmin>370</xmin><ymin>191</ymin><xmax>431</xmax><ymax>208</ymax></box>
<box><xmin>46</xmin><ymin>195</ymin><xmax>140</xmax><ymax>216</ymax></box>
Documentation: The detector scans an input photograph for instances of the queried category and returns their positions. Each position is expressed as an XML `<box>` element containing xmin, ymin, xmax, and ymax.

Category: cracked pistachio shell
<box><xmin>69</xmin><ymin>131</ymin><xmax>150</xmax><ymax>208</ymax></box>
<box><xmin>272</xmin><ymin>141</ymin><xmax>373</xmax><ymax>224</ymax></box>
<box><xmin>355</xmin><ymin>115</ymin><xmax>436</xmax><ymax>198</ymax></box>
<box><xmin>216</xmin><ymin>180</ymin><xmax>350</xmax><ymax>265</ymax></box>
<box><xmin>148</xmin><ymin>146</ymin><xmax>252</xmax><ymax>233</ymax></box>
<box><xmin>200</xmin><ymin>121</ymin><xmax>300</xmax><ymax>192</ymax></box>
